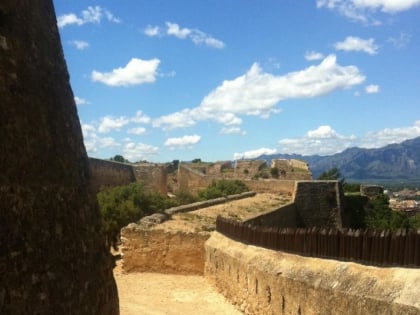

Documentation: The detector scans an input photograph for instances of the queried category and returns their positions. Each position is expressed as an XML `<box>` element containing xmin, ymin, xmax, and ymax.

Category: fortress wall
<box><xmin>205</xmin><ymin>232</ymin><xmax>420</xmax><ymax>315</ymax></box>
<box><xmin>244</xmin><ymin>202</ymin><xmax>298</xmax><ymax>227</ymax></box>
<box><xmin>121</xmin><ymin>227</ymin><xmax>210</xmax><ymax>275</ymax></box>
<box><xmin>133</xmin><ymin>163</ymin><xmax>167</xmax><ymax>194</ymax></box>
<box><xmin>244</xmin><ymin>180</ymin><xmax>296</xmax><ymax>195</ymax></box>
<box><xmin>244</xmin><ymin>180</ymin><xmax>344</xmax><ymax>229</ymax></box>
<box><xmin>293</xmin><ymin>181</ymin><xmax>343</xmax><ymax>228</ymax></box>
<box><xmin>0</xmin><ymin>1</ymin><xmax>118</xmax><ymax>313</ymax></box>
<box><xmin>89</xmin><ymin>157</ymin><xmax>136</xmax><ymax>193</ymax></box>
<box><xmin>177</xmin><ymin>164</ymin><xmax>215</xmax><ymax>194</ymax></box>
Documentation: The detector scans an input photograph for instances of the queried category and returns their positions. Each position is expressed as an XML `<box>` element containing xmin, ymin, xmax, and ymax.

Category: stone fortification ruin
<box><xmin>0</xmin><ymin>1</ymin><xmax>118</xmax><ymax>313</ymax></box>
<box><xmin>88</xmin><ymin>157</ymin><xmax>310</xmax><ymax>196</ymax></box>
<box><xmin>88</xmin><ymin>158</ymin><xmax>167</xmax><ymax>194</ymax></box>
<box><xmin>120</xmin><ymin>179</ymin><xmax>420</xmax><ymax>314</ymax></box>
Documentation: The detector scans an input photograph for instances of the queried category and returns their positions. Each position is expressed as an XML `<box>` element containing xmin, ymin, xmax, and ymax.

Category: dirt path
<box><xmin>115</xmin><ymin>271</ymin><xmax>242</xmax><ymax>315</ymax></box>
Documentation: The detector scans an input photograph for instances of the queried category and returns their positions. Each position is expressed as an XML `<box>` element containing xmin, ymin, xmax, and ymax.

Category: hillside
<box><xmin>259</xmin><ymin>137</ymin><xmax>420</xmax><ymax>182</ymax></box>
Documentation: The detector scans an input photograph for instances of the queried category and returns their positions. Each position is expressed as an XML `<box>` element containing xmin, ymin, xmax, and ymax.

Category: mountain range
<box><xmin>258</xmin><ymin>137</ymin><xmax>420</xmax><ymax>182</ymax></box>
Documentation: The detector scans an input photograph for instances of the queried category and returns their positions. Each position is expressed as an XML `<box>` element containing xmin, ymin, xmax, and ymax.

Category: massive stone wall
<box><xmin>89</xmin><ymin>157</ymin><xmax>136</xmax><ymax>193</ymax></box>
<box><xmin>133</xmin><ymin>163</ymin><xmax>167</xmax><ymax>195</ymax></box>
<box><xmin>0</xmin><ymin>1</ymin><xmax>118</xmax><ymax>314</ymax></box>
<box><xmin>205</xmin><ymin>232</ymin><xmax>420</xmax><ymax>315</ymax></box>
<box><xmin>244</xmin><ymin>181</ymin><xmax>344</xmax><ymax>229</ymax></box>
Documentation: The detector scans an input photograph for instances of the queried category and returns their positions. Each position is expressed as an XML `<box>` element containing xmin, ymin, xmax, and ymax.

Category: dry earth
<box><xmin>115</xmin><ymin>193</ymin><xmax>290</xmax><ymax>314</ymax></box>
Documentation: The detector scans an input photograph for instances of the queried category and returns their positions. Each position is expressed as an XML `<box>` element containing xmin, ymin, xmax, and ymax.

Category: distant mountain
<box><xmin>258</xmin><ymin>137</ymin><xmax>420</xmax><ymax>182</ymax></box>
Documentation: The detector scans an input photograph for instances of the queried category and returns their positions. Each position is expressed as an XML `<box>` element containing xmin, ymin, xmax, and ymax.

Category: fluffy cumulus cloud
<box><xmin>277</xmin><ymin>121</ymin><xmax>420</xmax><ymax>156</ymax></box>
<box><xmin>144</xmin><ymin>21</ymin><xmax>225</xmax><ymax>49</ymax></box>
<box><xmin>57</xmin><ymin>6</ymin><xmax>120</xmax><ymax>28</ymax></box>
<box><xmin>359</xmin><ymin>121</ymin><xmax>420</xmax><ymax>148</ymax></box>
<box><xmin>131</xmin><ymin>110</ymin><xmax>151</xmax><ymax>124</ymax></box>
<box><xmin>91</xmin><ymin>58</ymin><xmax>160</xmax><ymax>87</ymax></box>
<box><xmin>164</xmin><ymin>135</ymin><xmax>201</xmax><ymax>149</ymax></box>
<box><xmin>69</xmin><ymin>40</ymin><xmax>89</xmax><ymax>50</ymax></box>
<box><xmin>233</xmin><ymin>148</ymin><xmax>277</xmax><ymax>160</ymax></box>
<box><xmin>334</xmin><ymin>36</ymin><xmax>378</xmax><ymax>55</ymax></box>
<box><xmin>98</xmin><ymin>116</ymin><xmax>129</xmax><ymax>133</ymax></box>
<box><xmin>317</xmin><ymin>0</ymin><xmax>420</xmax><ymax>23</ymax></box>
<box><xmin>153</xmin><ymin>55</ymin><xmax>365</xmax><ymax>130</ymax></box>
<box><xmin>305</xmin><ymin>51</ymin><xmax>324</xmax><ymax>61</ymax></box>
<box><xmin>365</xmin><ymin>84</ymin><xmax>379</xmax><ymax>94</ymax></box>
<box><xmin>123</xmin><ymin>142</ymin><xmax>159</xmax><ymax>162</ymax></box>
<box><xmin>278</xmin><ymin>125</ymin><xmax>357</xmax><ymax>155</ymax></box>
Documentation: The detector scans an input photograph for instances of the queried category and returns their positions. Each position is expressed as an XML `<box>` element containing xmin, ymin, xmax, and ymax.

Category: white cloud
<box><xmin>74</xmin><ymin>96</ymin><xmax>89</xmax><ymax>105</ymax></box>
<box><xmin>99</xmin><ymin>137</ymin><xmax>120</xmax><ymax>148</ymax></box>
<box><xmin>316</xmin><ymin>0</ymin><xmax>420</xmax><ymax>23</ymax></box>
<box><xmin>98</xmin><ymin>116</ymin><xmax>129</xmax><ymax>133</ymax></box>
<box><xmin>166</xmin><ymin>22</ymin><xmax>192</xmax><ymax>39</ymax></box>
<box><xmin>233</xmin><ymin>148</ymin><xmax>277</xmax><ymax>160</ymax></box>
<box><xmin>144</xmin><ymin>25</ymin><xmax>161</xmax><ymax>37</ymax></box>
<box><xmin>351</xmin><ymin>0</ymin><xmax>420</xmax><ymax>13</ymax></box>
<box><xmin>57</xmin><ymin>6</ymin><xmax>120</xmax><ymax>28</ymax></box>
<box><xmin>161</xmin><ymin>22</ymin><xmax>225</xmax><ymax>49</ymax></box>
<box><xmin>220</xmin><ymin>127</ymin><xmax>247</xmax><ymax>135</ymax></box>
<box><xmin>359</xmin><ymin>121</ymin><xmax>420</xmax><ymax>148</ymax></box>
<box><xmin>277</xmin><ymin>121</ymin><xmax>420</xmax><ymax>155</ymax></box>
<box><xmin>307</xmin><ymin>125</ymin><xmax>340</xmax><ymax>138</ymax></box>
<box><xmin>131</xmin><ymin>110</ymin><xmax>151</xmax><ymax>124</ymax></box>
<box><xmin>365</xmin><ymin>84</ymin><xmax>379</xmax><ymax>93</ymax></box>
<box><xmin>70</xmin><ymin>40</ymin><xmax>89</xmax><ymax>50</ymax></box>
<box><xmin>278</xmin><ymin>125</ymin><xmax>357</xmax><ymax>155</ymax></box>
<box><xmin>305</xmin><ymin>51</ymin><xmax>324</xmax><ymax>61</ymax></box>
<box><xmin>153</xmin><ymin>55</ymin><xmax>365</xmax><ymax>130</ymax></box>
<box><xmin>153</xmin><ymin>109</ymin><xmax>197</xmax><ymax>130</ymax></box>
<box><xmin>127</xmin><ymin>127</ymin><xmax>147</xmax><ymax>135</ymax></box>
<box><xmin>123</xmin><ymin>142</ymin><xmax>159</xmax><ymax>162</ymax></box>
<box><xmin>334</xmin><ymin>36</ymin><xmax>379</xmax><ymax>55</ymax></box>
<box><xmin>91</xmin><ymin>58</ymin><xmax>160</xmax><ymax>87</ymax></box>
<box><xmin>164</xmin><ymin>135</ymin><xmax>201</xmax><ymax>149</ymax></box>
<box><xmin>387</xmin><ymin>32</ymin><xmax>412</xmax><ymax>49</ymax></box>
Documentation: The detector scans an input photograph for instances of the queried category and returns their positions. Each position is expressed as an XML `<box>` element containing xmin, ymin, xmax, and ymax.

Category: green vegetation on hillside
<box><xmin>98</xmin><ymin>179</ymin><xmax>249</xmax><ymax>248</ymax></box>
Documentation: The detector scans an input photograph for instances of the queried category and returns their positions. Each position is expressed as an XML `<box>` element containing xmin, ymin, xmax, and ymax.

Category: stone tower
<box><xmin>0</xmin><ymin>1</ymin><xmax>119</xmax><ymax>314</ymax></box>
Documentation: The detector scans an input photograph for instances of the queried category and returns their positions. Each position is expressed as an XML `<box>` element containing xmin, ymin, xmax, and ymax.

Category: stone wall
<box><xmin>244</xmin><ymin>181</ymin><xmax>344</xmax><ymax>229</ymax></box>
<box><xmin>89</xmin><ymin>157</ymin><xmax>136</xmax><ymax>193</ymax></box>
<box><xmin>133</xmin><ymin>163</ymin><xmax>167</xmax><ymax>194</ymax></box>
<box><xmin>0</xmin><ymin>1</ymin><xmax>118</xmax><ymax>313</ymax></box>
<box><xmin>293</xmin><ymin>180</ymin><xmax>344</xmax><ymax>228</ymax></box>
<box><xmin>121</xmin><ymin>226</ymin><xmax>210</xmax><ymax>275</ymax></box>
<box><xmin>205</xmin><ymin>232</ymin><xmax>420</xmax><ymax>315</ymax></box>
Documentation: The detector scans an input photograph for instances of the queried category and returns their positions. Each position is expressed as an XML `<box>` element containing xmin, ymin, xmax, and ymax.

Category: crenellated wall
<box><xmin>205</xmin><ymin>232</ymin><xmax>420</xmax><ymax>315</ymax></box>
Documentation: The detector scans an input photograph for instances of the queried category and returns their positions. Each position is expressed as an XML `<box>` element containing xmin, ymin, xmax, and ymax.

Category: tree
<box><xmin>270</xmin><ymin>167</ymin><xmax>279</xmax><ymax>179</ymax></box>
<box><xmin>110</xmin><ymin>154</ymin><xmax>129</xmax><ymax>163</ymax></box>
<box><xmin>317</xmin><ymin>167</ymin><xmax>346</xmax><ymax>186</ymax></box>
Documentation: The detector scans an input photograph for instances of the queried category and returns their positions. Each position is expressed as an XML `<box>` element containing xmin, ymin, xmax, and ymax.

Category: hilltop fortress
<box><xmin>88</xmin><ymin>157</ymin><xmax>312</xmax><ymax>195</ymax></box>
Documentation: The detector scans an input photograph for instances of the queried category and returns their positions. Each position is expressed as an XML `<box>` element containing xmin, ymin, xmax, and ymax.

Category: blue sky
<box><xmin>53</xmin><ymin>0</ymin><xmax>420</xmax><ymax>162</ymax></box>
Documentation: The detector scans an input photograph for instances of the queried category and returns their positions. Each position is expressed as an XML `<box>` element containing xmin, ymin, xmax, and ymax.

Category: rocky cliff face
<box><xmin>0</xmin><ymin>1</ymin><xmax>118</xmax><ymax>314</ymax></box>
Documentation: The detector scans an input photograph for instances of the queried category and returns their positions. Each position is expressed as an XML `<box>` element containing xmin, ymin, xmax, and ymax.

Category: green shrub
<box><xmin>97</xmin><ymin>182</ymin><xmax>177</xmax><ymax>248</ymax></box>
<box><xmin>198</xmin><ymin>180</ymin><xmax>249</xmax><ymax>200</ymax></box>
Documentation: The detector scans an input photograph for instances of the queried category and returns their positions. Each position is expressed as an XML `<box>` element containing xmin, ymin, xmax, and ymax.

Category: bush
<box><xmin>97</xmin><ymin>182</ymin><xmax>177</xmax><ymax>248</ymax></box>
<box><xmin>198</xmin><ymin>180</ymin><xmax>249</xmax><ymax>200</ymax></box>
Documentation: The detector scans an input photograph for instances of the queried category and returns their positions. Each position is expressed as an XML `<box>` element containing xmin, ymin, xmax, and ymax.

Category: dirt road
<box><xmin>115</xmin><ymin>271</ymin><xmax>242</xmax><ymax>315</ymax></box>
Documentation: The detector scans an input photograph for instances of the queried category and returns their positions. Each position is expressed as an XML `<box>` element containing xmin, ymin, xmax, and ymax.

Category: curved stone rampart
<box><xmin>205</xmin><ymin>232</ymin><xmax>420</xmax><ymax>315</ymax></box>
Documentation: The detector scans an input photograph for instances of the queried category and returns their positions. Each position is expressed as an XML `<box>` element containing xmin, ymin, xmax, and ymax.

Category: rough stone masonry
<box><xmin>0</xmin><ymin>1</ymin><xmax>119</xmax><ymax>314</ymax></box>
